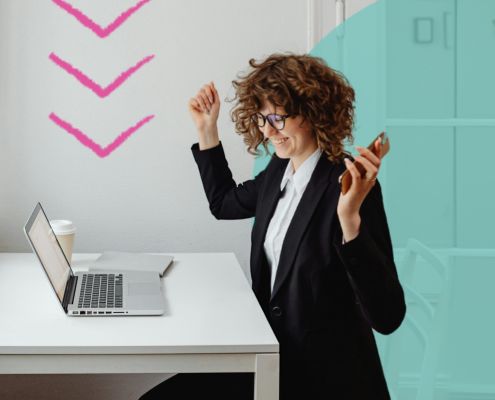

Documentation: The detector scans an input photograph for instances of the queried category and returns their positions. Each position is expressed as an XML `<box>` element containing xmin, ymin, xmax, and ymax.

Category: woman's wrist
<box><xmin>338</xmin><ymin>212</ymin><xmax>361</xmax><ymax>243</ymax></box>
<box><xmin>198</xmin><ymin>125</ymin><xmax>220</xmax><ymax>150</ymax></box>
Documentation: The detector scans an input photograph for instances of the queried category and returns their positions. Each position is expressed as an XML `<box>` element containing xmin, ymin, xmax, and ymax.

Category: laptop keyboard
<box><xmin>77</xmin><ymin>273</ymin><xmax>123</xmax><ymax>309</ymax></box>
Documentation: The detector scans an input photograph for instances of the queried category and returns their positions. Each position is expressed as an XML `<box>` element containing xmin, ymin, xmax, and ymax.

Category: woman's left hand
<box><xmin>337</xmin><ymin>138</ymin><xmax>382</xmax><ymax>240</ymax></box>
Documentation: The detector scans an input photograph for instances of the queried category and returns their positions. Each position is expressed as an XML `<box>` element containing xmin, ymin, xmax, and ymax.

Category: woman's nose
<box><xmin>262</xmin><ymin>122</ymin><xmax>277</xmax><ymax>139</ymax></box>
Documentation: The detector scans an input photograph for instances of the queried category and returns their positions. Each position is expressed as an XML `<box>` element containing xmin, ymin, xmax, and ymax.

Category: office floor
<box><xmin>0</xmin><ymin>374</ymin><xmax>173</xmax><ymax>400</ymax></box>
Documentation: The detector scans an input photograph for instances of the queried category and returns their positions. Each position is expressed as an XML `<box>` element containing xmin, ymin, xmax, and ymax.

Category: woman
<box><xmin>142</xmin><ymin>53</ymin><xmax>406</xmax><ymax>400</ymax></box>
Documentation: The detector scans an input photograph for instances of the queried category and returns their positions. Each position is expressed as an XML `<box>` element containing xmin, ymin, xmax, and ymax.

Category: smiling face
<box><xmin>258</xmin><ymin>102</ymin><xmax>318</xmax><ymax>171</ymax></box>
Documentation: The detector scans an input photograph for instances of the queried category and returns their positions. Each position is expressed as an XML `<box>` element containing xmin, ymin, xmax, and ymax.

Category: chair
<box><xmin>377</xmin><ymin>238</ymin><xmax>450</xmax><ymax>400</ymax></box>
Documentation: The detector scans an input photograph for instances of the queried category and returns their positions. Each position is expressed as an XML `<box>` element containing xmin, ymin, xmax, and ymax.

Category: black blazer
<box><xmin>192</xmin><ymin>142</ymin><xmax>406</xmax><ymax>400</ymax></box>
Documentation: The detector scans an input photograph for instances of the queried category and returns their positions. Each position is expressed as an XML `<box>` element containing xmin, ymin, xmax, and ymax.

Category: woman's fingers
<box><xmin>204</xmin><ymin>83</ymin><xmax>215</xmax><ymax>104</ymax></box>
<box><xmin>344</xmin><ymin>158</ymin><xmax>361</xmax><ymax>184</ymax></box>
<box><xmin>192</xmin><ymin>82</ymin><xmax>218</xmax><ymax>114</ymax></box>
<box><xmin>344</xmin><ymin>155</ymin><xmax>378</xmax><ymax>191</ymax></box>
<box><xmin>355</xmin><ymin>145</ymin><xmax>381</xmax><ymax>167</ymax></box>
<box><xmin>196</xmin><ymin>93</ymin><xmax>209</xmax><ymax>113</ymax></box>
<box><xmin>355</xmin><ymin>143</ymin><xmax>380</xmax><ymax>181</ymax></box>
<box><xmin>354</xmin><ymin>155</ymin><xmax>378</xmax><ymax>179</ymax></box>
<box><xmin>189</xmin><ymin>98</ymin><xmax>202</xmax><ymax>113</ymax></box>
<box><xmin>197</xmin><ymin>83</ymin><xmax>217</xmax><ymax>112</ymax></box>
<box><xmin>200</xmin><ymin>88</ymin><xmax>212</xmax><ymax>109</ymax></box>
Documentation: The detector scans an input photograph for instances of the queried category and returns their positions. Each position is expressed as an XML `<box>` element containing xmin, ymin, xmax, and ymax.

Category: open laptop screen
<box><xmin>24</xmin><ymin>203</ymin><xmax>72</xmax><ymax>303</ymax></box>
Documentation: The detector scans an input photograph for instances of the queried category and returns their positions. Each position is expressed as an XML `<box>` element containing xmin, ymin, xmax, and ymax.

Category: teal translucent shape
<box><xmin>253</xmin><ymin>0</ymin><xmax>495</xmax><ymax>397</ymax></box>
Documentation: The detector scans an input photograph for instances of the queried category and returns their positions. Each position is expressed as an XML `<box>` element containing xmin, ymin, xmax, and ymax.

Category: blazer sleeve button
<box><xmin>271</xmin><ymin>306</ymin><xmax>282</xmax><ymax>318</ymax></box>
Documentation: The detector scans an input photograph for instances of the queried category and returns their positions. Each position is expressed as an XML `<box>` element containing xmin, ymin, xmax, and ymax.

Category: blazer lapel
<box><xmin>250</xmin><ymin>157</ymin><xmax>288</xmax><ymax>300</ymax></box>
<box><xmin>269</xmin><ymin>154</ymin><xmax>337</xmax><ymax>301</ymax></box>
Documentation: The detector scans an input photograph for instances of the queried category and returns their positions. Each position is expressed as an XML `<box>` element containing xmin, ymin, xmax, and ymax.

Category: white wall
<box><xmin>0</xmin><ymin>0</ymin><xmax>311</xmax><ymax>277</ymax></box>
<box><xmin>0</xmin><ymin>0</ymin><xmax>374</xmax><ymax>279</ymax></box>
<box><xmin>0</xmin><ymin>1</ymin><xmax>374</xmax><ymax>398</ymax></box>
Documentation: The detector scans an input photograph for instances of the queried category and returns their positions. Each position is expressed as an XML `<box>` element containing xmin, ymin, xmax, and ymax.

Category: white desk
<box><xmin>0</xmin><ymin>253</ymin><xmax>279</xmax><ymax>400</ymax></box>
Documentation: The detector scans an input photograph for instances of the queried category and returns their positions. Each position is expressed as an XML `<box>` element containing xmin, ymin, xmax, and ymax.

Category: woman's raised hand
<box><xmin>188</xmin><ymin>82</ymin><xmax>221</xmax><ymax>141</ymax></box>
<box><xmin>336</xmin><ymin>138</ymin><xmax>382</xmax><ymax>242</ymax></box>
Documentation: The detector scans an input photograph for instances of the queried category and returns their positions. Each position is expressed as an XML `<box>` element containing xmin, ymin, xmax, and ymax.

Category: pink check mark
<box><xmin>49</xmin><ymin>53</ymin><xmax>155</xmax><ymax>98</ymax></box>
<box><xmin>49</xmin><ymin>112</ymin><xmax>155</xmax><ymax>158</ymax></box>
<box><xmin>52</xmin><ymin>0</ymin><xmax>152</xmax><ymax>38</ymax></box>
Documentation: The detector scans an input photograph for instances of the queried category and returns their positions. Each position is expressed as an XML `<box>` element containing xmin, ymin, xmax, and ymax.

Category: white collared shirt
<box><xmin>263</xmin><ymin>147</ymin><xmax>323</xmax><ymax>293</ymax></box>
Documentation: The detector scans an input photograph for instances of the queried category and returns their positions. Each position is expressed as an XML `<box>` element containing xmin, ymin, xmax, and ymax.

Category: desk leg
<box><xmin>254</xmin><ymin>353</ymin><xmax>279</xmax><ymax>400</ymax></box>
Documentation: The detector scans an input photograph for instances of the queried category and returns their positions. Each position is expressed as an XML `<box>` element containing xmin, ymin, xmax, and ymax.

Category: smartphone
<box><xmin>338</xmin><ymin>131</ymin><xmax>390</xmax><ymax>194</ymax></box>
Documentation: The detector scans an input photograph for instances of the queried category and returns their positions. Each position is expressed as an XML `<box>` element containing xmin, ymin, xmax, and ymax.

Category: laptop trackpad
<box><xmin>128</xmin><ymin>282</ymin><xmax>157</xmax><ymax>296</ymax></box>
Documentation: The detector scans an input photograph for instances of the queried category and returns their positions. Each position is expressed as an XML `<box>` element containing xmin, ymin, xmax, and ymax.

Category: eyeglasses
<box><xmin>251</xmin><ymin>113</ymin><xmax>291</xmax><ymax>131</ymax></box>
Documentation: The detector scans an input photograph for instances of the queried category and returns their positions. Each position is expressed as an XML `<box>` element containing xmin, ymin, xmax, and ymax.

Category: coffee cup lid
<box><xmin>50</xmin><ymin>220</ymin><xmax>76</xmax><ymax>235</ymax></box>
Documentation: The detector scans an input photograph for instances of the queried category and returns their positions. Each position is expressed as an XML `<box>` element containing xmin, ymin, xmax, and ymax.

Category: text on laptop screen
<box><xmin>26</xmin><ymin>208</ymin><xmax>71</xmax><ymax>302</ymax></box>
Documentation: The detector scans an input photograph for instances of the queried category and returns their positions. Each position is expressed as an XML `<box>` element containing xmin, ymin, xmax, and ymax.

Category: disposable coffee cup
<box><xmin>50</xmin><ymin>220</ymin><xmax>76</xmax><ymax>264</ymax></box>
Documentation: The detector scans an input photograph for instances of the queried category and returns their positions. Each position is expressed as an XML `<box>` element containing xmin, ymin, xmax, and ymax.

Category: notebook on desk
<box><xmin>93</xmin><ymin>252</ymin><xmax>174</xmax><ymax>277</ymax></box>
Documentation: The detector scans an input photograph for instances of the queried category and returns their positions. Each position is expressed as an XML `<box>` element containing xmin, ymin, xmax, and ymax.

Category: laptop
<box><xmin>24</xmin><ymin>202</ymin><xmax>165</xmax><ymax>316</ymax></box>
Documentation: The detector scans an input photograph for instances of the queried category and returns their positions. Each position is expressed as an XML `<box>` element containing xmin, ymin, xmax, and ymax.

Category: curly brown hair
<box><xmin>227</xmin><ymin>52</ymin><xmax>355</xmax><ymax>162</ymax></box>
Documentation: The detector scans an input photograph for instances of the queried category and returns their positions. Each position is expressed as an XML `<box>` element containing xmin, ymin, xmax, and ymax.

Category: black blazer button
<box><xmin>271</xmin><ymin>306</ymin><xmax>282</xmax><ymax>318</ymax></box>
